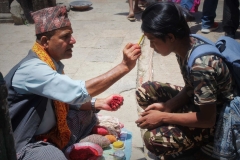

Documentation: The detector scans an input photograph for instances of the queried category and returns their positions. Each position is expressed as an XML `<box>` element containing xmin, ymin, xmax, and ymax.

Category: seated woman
<box><xmin>135</xmin><ymin>2</ymin><xmax>239</xmax><ymax>160</ymax></box>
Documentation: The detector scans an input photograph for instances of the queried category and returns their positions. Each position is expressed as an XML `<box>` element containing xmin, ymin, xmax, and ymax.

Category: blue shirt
<box><xmin>12</xmin><ymin>58</ymin><xmax>91</xmax><ymax>135</ymax></box>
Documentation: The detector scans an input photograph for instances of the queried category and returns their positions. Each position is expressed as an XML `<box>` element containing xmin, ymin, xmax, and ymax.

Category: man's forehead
<box><xmin>55</xmin><ymin>26</ymin><xmax>73</xmax><ymax>34</ymax></box>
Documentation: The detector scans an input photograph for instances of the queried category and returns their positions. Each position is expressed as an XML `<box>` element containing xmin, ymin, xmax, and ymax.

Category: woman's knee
<box><xmin>143</xmin><ymin>131</ymin><xmax>158</xmax><ymax>154</ymax></box>
<box><xmin>136</xmin><ymin>81</ymin><xmax>175</xmax><ymax>108</ymax></box>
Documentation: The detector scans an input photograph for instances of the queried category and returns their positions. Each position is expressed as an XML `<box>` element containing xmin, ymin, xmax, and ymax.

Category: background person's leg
<box><xmin>201</xmin><ymin>0</ymin><xmax>219</xmax><ymax>33</ymax></box>
<box><xmin>223</xmin><ymin>0</ymin><xmax>239</xmax><ymax>38</ymax></box>
<box><xmin>181</xmin><ymin>0</ymin><xmax>194</xmax><ymax>11</ymax></box>
<box><xmin>181</xmin><ymin>0</ymin><xmax>196</xmax><ymax>22</ymax></box>
<box><xmin>134</xmin><ymin>0</ymin><xmax>143</xmax><ymax>13</ymax></box>
<box><xmin>127</xmin><ymin>0</ymin><xmax>136</xmax><ymax>21</ymax></box>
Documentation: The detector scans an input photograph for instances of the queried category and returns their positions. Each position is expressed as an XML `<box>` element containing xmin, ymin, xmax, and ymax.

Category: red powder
<box><xmin>69</xmin><ymin>146</ymin><xmax>99</xmax><ymax>160</ymax></box>
<box><xmin>110</xmin><ymin>96</ymin><xmax>124</xmax><ymax>109</ymax></box>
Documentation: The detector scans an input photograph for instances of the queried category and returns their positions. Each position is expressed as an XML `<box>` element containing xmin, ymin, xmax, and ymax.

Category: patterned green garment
<box><xmin>177</xmin><ymin>37</ymin><xmax>234</xmax><ymax>105</ymax></box>
<box><xmin>136</xmin><ymin>37</ymin><xmax>235</xmax><ymax>158</ymax></box>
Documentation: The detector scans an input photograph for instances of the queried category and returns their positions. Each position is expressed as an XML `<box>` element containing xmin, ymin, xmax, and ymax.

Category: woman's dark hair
<box><xmin>36</xmin><ymin>30</ymin><xmax>56</xmax><ymax>40</ymax></box>
<box><xmin>141</xmin><ymin>2</ymin><xmax>190</xmax><ymax>42</ymax></box>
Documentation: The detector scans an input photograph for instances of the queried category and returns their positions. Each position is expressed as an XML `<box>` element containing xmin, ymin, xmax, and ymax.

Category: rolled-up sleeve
<box><xmin>12</xmin><ymin>58</ymin><xmax>91</xmax><ymax>105</ymax></box>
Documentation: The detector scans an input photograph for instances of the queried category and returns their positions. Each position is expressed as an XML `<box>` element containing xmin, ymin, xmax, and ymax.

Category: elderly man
<box><xmin>5</xmin><ymin>6</ymin><xmax>141</xmax><ymax>160</ymax></box>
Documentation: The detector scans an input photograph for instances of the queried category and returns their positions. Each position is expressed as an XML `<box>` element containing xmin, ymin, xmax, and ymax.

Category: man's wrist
<box><xmin>119</xmin><ymin>62</ymin><xmax>131</xmax><ymax>73</ymax></box>
<box><xmin>91</xmin><ymin>98</ymin><xmax>100</xmax><ymax>113</ymax></box>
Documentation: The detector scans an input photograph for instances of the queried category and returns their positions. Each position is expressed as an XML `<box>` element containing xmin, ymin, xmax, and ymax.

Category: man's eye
<box><xmin>63</xmin><ymin>35</ymin><xmax>71</xmax><ymax>39</ymax></box>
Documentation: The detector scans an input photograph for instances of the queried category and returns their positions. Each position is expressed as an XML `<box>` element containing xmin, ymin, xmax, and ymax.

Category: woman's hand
<box><xmin>95</xmin><ymin>94</ymin><xmax>124</xmax><ymax>111</ymax></box>
<box><xmin>135</xmin><ymin>110</ymin><xmax>165</xmax><ymax>130</ymax></box>
<box><xmin>145</xmin><ymin>102</ymin><xmax>172</xmax><ymax>113</ymax></box>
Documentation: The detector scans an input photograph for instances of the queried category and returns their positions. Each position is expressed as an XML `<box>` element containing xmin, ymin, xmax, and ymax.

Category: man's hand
<box><xmin>95</xmin><ymin>94</ymin><xmax>124</xmax><ymax>111</ymax></box>
<box><xmin>135</xmin><ymin>110</ymin><xmax>164</xmax><ymax>130</ymax></box>
<box><xmin>145</xmin><ymin>102</ymin><xmax>172</xmax><ymax>113</ymax></box>
<box><xmin>122</xmin><ymin>43</ymin><xmax>141</xmax><ymax>71</ymax></box>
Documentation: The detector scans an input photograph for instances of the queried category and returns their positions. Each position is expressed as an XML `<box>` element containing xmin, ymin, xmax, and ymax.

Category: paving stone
<box><xmin>86</xmin><ymin>48</ymin><xmax>119</xmax><ymax>62</ymax></box>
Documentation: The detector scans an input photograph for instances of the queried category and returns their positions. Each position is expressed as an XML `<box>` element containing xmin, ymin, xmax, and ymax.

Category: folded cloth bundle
<box><xmin>80</xmin><ymin>134</ymin><xmax>111</xmax><ymax>148</ymax></box>
<box><xmin>97</xmin><ymin>115</ymin><xmax>124</xmax><ymax>137</ymax></box>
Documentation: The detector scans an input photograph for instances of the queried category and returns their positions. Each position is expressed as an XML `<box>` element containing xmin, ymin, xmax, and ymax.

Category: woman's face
<box><xmin>144</xmin><ymin>32</ymin><xmax>173</xmax><ymax>56</ymax></box>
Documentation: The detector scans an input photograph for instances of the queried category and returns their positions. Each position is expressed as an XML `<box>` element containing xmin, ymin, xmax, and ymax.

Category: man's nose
<box><xmin>70</xmin><ymin>36</ymin><xmax>76</xmax><ymax>44</ymax></box>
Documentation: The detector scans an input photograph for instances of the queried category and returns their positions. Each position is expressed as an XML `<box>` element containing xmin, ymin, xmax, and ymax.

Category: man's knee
<box><xmin>18</xmin><ymin>142</ymin><xmax>67</xmax><ymax>160</ymax></box>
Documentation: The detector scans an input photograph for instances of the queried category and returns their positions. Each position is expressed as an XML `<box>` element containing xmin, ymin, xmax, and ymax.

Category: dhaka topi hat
<box><xmin>31</xmin><ymin>6</ymin><xmax>71</xmax><ymax>34</ymax></box>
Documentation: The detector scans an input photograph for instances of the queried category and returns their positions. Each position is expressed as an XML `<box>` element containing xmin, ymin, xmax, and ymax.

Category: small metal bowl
<box><xmin>69</xmin><ymin>1</ymin><xmax>92</xmax><ymax>10</ymax></box>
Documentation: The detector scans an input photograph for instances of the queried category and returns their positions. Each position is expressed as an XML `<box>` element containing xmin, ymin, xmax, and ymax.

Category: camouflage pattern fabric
<box><xmin>135</xmin><ymin>37</ymin><xmax>235</xmax><ymax>157</ymax></box>
<box><xmin>176</xmin><ymin>37</ymin><xmax>234</xmax><ymax>106</ymax></box>
<box><xmin>136</xmin><ymin>81</ymin><xmax>214</xmax><ymax>157</ymax></box>
<box><xmin>136</xmin><ymin>81</ymin><xmax>182</xmax><ymax>107</ymax></box>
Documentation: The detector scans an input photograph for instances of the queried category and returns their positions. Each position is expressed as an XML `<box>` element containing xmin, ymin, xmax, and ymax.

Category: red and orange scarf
<box><xmin>32</xmin><ymin>42</ymin><xmax>71</xmax><ymax>149</ymax></box>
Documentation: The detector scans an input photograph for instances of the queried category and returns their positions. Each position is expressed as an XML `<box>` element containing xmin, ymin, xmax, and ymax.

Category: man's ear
<box><xmin>167</xmin><ymin>33</ymin><xmax>175</xmax><ymax>42</ymax></box>
<box><xmin>40</xmin><ymin>36</ymin><xmax>49</xmax><ymax>49</ymax></box>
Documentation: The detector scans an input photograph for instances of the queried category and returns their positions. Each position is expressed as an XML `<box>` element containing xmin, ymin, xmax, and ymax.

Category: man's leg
<box><xmin>17</xmin><ymin>110</ymin><xmax>97</xmax><ymax>160</ymax></box>
<box><xmin>201</xmin><ymin>0</ymin><xmax>219</xmax><ymax>33</ymax></box>
<box><xmin>65</xmin><ymin>110</ymin><xmax>98</xmax><ymax>148</ymax></box>
<box><xmin>17</xmin><ymin>141</ymin><xmax>67</xmax><ymax>160</ymax></box>
<box><xmin>223</xmin><ymin>0</ymin><xmax>239</xmax><ymax>38</ymax></box>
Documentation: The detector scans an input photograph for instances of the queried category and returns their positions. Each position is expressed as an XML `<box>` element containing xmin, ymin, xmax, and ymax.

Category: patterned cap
<box><xmin>31</xmin><ymin>6</ymin><xmax>71</xmax><ymax>34</ymax></box>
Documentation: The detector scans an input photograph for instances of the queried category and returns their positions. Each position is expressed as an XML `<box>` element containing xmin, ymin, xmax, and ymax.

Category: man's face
<box><xmin>45</xmin><ymin>26</ymin><xmax>76</xmax><ymax>62</ymax></box>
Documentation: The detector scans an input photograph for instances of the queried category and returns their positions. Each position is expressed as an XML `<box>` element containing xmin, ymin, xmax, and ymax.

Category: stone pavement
<box><xmin>0</xmin><ymin>0</ymin><xmax>238</xmax><ymax>159</ymax></box>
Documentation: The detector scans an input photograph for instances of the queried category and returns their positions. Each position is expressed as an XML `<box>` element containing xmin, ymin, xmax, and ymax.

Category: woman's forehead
<box><xmin>144</xmin><ymin>33</ymin><xmax>155</xmax><ymax>39</ymax></box>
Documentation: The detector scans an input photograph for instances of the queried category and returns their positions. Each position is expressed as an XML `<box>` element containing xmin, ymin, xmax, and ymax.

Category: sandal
<box><xmin>127</xmin><ymin>16</ymin><xmax>136</xmax><ymax>21</ymax></box>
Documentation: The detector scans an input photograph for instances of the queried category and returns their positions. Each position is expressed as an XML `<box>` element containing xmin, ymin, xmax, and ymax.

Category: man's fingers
<box><xmin>132</xmin><ymin>49</ymin><xmax>141</xmax><ymax>57</ymax></box>
<box><xmin>125</xmin><ymin>43</ymin><xmax>134</xmax><ymax>49</ymax></box>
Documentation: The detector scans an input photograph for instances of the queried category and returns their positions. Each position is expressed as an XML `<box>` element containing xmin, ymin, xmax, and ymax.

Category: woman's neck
<box><xmin>174</xmin><ymin>37</ymin><xmax>194</xmax><ymax>59</ymax></box>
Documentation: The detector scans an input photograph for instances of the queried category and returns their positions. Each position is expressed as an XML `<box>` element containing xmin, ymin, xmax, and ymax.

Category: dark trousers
<box><xmin>223</xmin><ymin>0</ymin><xmax>239</xmax><ymax>33</ymax></box>
<box><xmin>201</xmin><ymin>0</ymin><xmax>218</xmax><ymax>28</ymax></box>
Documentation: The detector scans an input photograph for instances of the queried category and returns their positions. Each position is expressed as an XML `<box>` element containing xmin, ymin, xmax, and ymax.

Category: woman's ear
<box><xmin>40</xmin><ymin>36</ymin><xmax>49</xmax><ymax>49</ymax></box>
<box><xmin>167</xmin><ymin>33</ymin><xmax>175</xmax><ymax>42</ymax></box>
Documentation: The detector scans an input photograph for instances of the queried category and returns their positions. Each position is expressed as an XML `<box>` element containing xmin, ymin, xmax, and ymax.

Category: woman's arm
<box><xmin>164</xmin><ymin>86</ymin><xmax>190</xmax><ymax>111</ymax></box>
<box><xmin>163</xmin><ymin>103</ymin><xmax>216</xmax><ymax>128</ymax></box>
<box><xmin>136</xmin><ymin>103</ymin><xmax>216</xmax><ymax>130</ymax></box>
